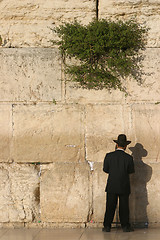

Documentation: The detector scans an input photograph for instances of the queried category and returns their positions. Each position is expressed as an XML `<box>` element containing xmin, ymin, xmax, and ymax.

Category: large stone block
<box><xmin>0</xmin><ymin>163</ymin><xmax>39</xmax><ymax>222</ymax></box>
<box><xmin>92</xmin><ymin>163</ymin><xmax>107</xmax><ymax>222</ymax></box>
<box><xmin>0</xmin><ymin>48</ymin><xmax>62</xmax><ymax>102</ymax></box>
<box><xmin>0</xmin><ymin>105</ymin><xmax>12</xmax><ymax>163</ymax></box>
<box><xmin>40</xmin><ymin>163</ymin><xmax>90</xmax><ymax>222</ymax></box>
<box><xmin>13</xmin><ymin>104</ymin><xmax>85</xmax><ymax>163</ymax></box>
<box><xmin>66</xmin><ymin>82</ymin><xmax>125</xmax><ymax>104</ymax></box>
<box><xmin>85</xmin><ymin>105</ymin><xmax>125</xmax><ymax>162</ymax></box>
<box><xmin>99</xmin><ymin>0</ymin><xmax>160</xmax><ymax>47</ymax></box>
<box><xmin>66</xmin><ymin>48</ymin><xmax>160</xmax><ymax>105</ymax></box>
<box><xmin>131</xmin><ymin>104</ymin><xmax>160</xmax><ymax>163</ymax></box>
<box><xmin>0</xmin><ymin>0</ymin><xmax>96</xmax><ymax>47</ymax></box>
<box><xmin>130</xmin><ymin>162</ymin><xmax>160</xmax><ymax>224</ymax></box>
<box><xmin>126</xmin><ymin>48</ymin><xmax>160</xmax><ymax>102</ymax></box>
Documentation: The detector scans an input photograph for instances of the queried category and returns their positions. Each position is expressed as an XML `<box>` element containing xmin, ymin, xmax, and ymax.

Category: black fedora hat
<box><xmin>113</xmin><ymin>134</ymin><xmax>131</xmax><ymax>147</ymax></box>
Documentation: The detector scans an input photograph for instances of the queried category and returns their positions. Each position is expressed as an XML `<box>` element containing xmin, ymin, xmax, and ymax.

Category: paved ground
<box><xmin>0</xmin><ymin>228</ymin><xmax>159</xmax><ymax>240</ymax></box>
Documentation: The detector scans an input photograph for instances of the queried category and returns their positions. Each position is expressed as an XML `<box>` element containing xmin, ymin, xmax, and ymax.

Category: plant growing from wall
<box><xmin>53</xmin><ymin>19</ymin><xmax>148</xmax><ymax>91</ymax></box>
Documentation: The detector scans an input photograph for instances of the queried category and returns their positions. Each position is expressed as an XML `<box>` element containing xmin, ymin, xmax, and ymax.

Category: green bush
<box><xmin>53</xmin><ymin>19</ymin><xmax>148</xmax><ymax>91</ymax></box>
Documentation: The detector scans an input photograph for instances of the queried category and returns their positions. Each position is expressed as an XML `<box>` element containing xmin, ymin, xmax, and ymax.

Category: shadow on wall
<box><xmin>129</xmin><ymin>143</ymin><xmax>152</xmax><ymax>228</ymax></box>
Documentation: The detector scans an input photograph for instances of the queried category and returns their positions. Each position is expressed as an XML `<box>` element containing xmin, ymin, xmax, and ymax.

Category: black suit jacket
<box><xmin>103</xmin><ymin>149</ymin><xmax>135</xmax><ymax>194</ymax></box>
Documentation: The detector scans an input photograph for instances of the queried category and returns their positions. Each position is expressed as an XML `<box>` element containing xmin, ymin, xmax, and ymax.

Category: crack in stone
<box><xmin>96</xmin><ymin>0</ymin><xmax>99</xmax><ymax>19</ymax></box>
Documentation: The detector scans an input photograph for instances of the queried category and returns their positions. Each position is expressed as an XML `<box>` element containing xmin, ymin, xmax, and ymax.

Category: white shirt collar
<box><xmin>116</xmin><ymin>148</ymin><xmax>125</xmax><ymax>151</ymax></box>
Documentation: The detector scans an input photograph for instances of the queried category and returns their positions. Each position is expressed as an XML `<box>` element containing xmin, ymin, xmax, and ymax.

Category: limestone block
<box><xmin>0</xmin><ymin>163</ymin><xmax>39</xmax><ymax>222</ymax></box>
<box><xmin>0</xmin><ymin>0</ymin><xmax>96</xmax><ymax>47</ymax></box>
<box><xmin>0</xmin><ymin>48</ymin><xmax>62</xmax><ymax>102</ymax></box>
<box><xmin>66</xmin><ymin>49</ymin><xmax>160</xmax><ymax>104</ymax></box>
<box><xmin>40</xmin><ymin>163</ymin><xmax>90</xmax><ymax>222</ymax></box>
<box><xmin>126</xmin><ymin>48</ymin><xmax>160</xmax><ymax>102</ymax></box>
<box><xmin>13</xmin><ymin>104</ymin><xmax>85</xmax><ymax>163</ymax></box>
<box><xmin>130</xmin><ymin>162</ymin><xmax>160</xmax><ymax>223</ymax></box>
<box><xmin>131</xmin><ymin>104</ymin><xmax>160</xmax><ymax>163</ymax></box>
<box><xmin>66</xmin><ymin>82</ymin><xmax>125</xmax><ymax>104</ymax></box>
<box><xmin>99</xmin><ymin>0</ymin><xmax>160</xmax><ymax>47</ymax></box>
<box><xmin>0</xmin><ymin>105</ymin><xmax>12</xmax><ymax>162</ymax></box>
<box><xmin>85</xmin><ymin>105</ymin><xmax>125</xmax><ymax>162</ymax></box>
<box><xmin>92</xmin><ymin>163</ymin><xmax>107</xmax><ymax>222</ymax></box>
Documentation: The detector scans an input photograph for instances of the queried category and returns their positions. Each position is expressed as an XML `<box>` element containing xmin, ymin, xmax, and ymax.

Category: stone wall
<box><xmin>0</xmin><ymin>0</ymin><xmax>160</xmax><ymax>228</ymax></box>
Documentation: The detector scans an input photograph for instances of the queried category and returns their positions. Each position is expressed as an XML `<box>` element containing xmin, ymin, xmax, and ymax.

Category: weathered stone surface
<box><xmin>0</xmin><ymin>0</ymin><xmax>96</xmax><ymax>47</ymax></box>
<box><xmin>40</xmin><ymin>163</ymin><xmax>90</xmax><ymax>222</ymax></box>
<box><xmin>0</xmin><ymin>163</ymin><xmax>39</xmax><ymax>222</ymax></box>
<box><xmin>0</xmin><ymin>48</ymin><xmax>62</xmax><ymax>102</ymax></box>
<box><xmin>131</xmin><ymin>104</ymin><xmax>160</xmax><ymax>163</ymax></box>
<box><xmin>85</xmin><ymin>105</ymin><xmax>125</xmax><ymax>162</ymax></box>
<box><xmin>13</xmin><ymin>104</ymin><xmax>85</xmax><ymax>163</ymax></box>
<box><xmin>126</xmin><ymin>48</ymin><xmax>160</xmax><ymax>102</ymax></box>
<box><xmin>66</xmin><ymin>82</ymin><xmax>125</xmax><ymax>104</ymax></box>
<box><xmin>130</xmin><ymin>162</ymin><xmax>160</xmax><ymax>223</ymax></box>
<box><xmin>99</xmin><ymin>0</ymin><xmax>160</xmax><ymax>47</ymax></box>
<box><xmin>0</xmin><ymin>105</ymin><xmax>12</xmax><ymax>162</ymax></box>
<box><xmin>66</xmin><ymin>48</ymin><xmax>160</xmax><ymax>103</ymax></box>
<box><xmin>92</xmin><ymin>163</ymin><xmax>107</xmax><ymax>222</ymax></box>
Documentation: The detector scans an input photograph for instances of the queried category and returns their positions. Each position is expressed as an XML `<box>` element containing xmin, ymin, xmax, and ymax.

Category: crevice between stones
<box><xmin>96</xmin><ymin>0</ymin><xmax>99</xmax><ymax>20</ymax></box>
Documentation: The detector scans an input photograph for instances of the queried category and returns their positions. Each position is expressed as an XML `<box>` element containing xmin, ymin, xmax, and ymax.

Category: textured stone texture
<box><xmin>0</xmin><ymin>0</ymin><xmax>159</xmax><ymax>226</ymax></box>
<box><xmin>92</xmin><ymin>163</ymin><xmax>107</xmax><ymax>222</ymax></box>
<box><xmin>99</xmin><ymin>0</ymin><xmax>160</xmax><ymax>47</ymax></box>
<box><xmin>131</xmin><ymin>104</ymin><xmax>160</xmax><ymax>163</ymax></box>
<box><xmin>85</xmin><ymin>105</ymin><xmax>125</xmax><ymax>162</ymax></box>
<box><xmin>126</xmin><ymin>48</ymin><xmax>160</xmax><ymax>102</ymax></box>
<box><xmin>0</xmin><ymin>47</ymin><xmax>159</xmax><ymax>104</ymax></box>
<box><xmin>0</xmin><ymin>163</ymin><xmax>39</xmax><ymax>222</ymax></box>
<box><xmin>0</xmin><ymin>48</ymin><xmax>62</xmax><ymax>102</ymax></box>
<box><xmin>0</xmin><ymin>0</ymin><xmax>96</xmax><ymax>47</ymax></box>
<box><xmin>13</xmin><ymin>104</ymin><xmax>85</xmax><ymax>163</ymax></box>
<box><xmin>40</xmin><ymin>163</ymin><xmax>90</xmax><ymax>222</ymax></box>
<box><xmin>66</xmin><ymin>48</ymin><xmax>160</xmax><ymax>103</ymax></box>
<box><xmin>66</xmin><ymin>82</ymin><xmax>125</xmax><ymax>104</ymax></box>
<box><xmin>130</xmin><ymin>162</ymin><xmax>160</xmax><ymax>224</ymax></box>
<box><xmin>0</xmin><ymin>105</ymin><xmax>12</xmax><ymax>163</ymax></box>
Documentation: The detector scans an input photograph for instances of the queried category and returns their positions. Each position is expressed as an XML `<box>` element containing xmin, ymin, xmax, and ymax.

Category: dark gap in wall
<box><xmin>96</xmin><ymin>0</ymin><xmax>99</xmax><ymax>19</ymax></box>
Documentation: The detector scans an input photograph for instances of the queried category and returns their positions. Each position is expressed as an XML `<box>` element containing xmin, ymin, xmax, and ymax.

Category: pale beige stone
<box><xmin>66</xmin><ymin>48</ymin><xmax>160</xmax><ymax>103</ymax></box>
<box><xmin>126</xmin><ymin>48</ymin><xmax>160</xmax><ymax>102</ymax></box>
<box><xmin>85</xmin><ymin>105</ymin><xmax>125</xmax><ymax>162</ymax></box>
<box><xmin>0</xmin><ymin>163</ymin><xmax>39</xmax><ymax>222</ymax></box>
<box><xmin>0</xmin><ymin>48</ymin><xmax>62</xmax><ymax>102</ymax></box>
<box><xmin>131</xmin><ymin>104</ymin><xmax>160</xmax><ymax>163</ymax></box>
<box><xmin>25</xmin><ymin>222</ymin><xmax>85</xmax><ymax>228</ymax></box>
<box><xmin>99</xmin><ymin>0</ymin><xmax>160</xmax><ymax>47</ymax></box>
<box><xmin>0</xmin><ymin>105</ymin><xmax>12</xmax><ymax>162</ymax></box>
<box><xmin>66</xmin><ymin>82</ymin><xmax>125</xmax><ymax>104</ymax></box>
<box><xmin>92</xmin><ymin>163</ymin><xmax>107</xmax><ymax>222</ymax></box>
<box><xmin>0</xmin><ymin>0</ymin><xmax>96</xmax><ymax>47</ymax></box>
<box><xmin>13</xmin><ymin>104</ymin><xmax>85</xmax><ymax>163</ymax></box>
<box><xmin>40</xmin><ymin>163</ymin><xmax>90</xmax><ymax>222</ymax></box>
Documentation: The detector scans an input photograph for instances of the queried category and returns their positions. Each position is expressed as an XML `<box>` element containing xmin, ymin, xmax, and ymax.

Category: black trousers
<box><xmin>103</xmin><ymin>192</ymin><xmax>130</xmax><ymax>228</ymax></box>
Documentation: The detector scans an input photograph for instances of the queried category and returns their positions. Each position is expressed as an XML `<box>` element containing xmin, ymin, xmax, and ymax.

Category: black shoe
<box><xmin>123</xmin><ymin>226</ymin><xmax>134</xmax><ymax>232</ymax></box>
<box><xmin>102</xmin><ymin>226</ymin><xmax>111</xmax><ymax>232</ymax></box>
